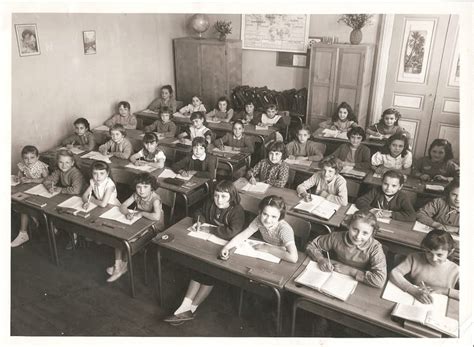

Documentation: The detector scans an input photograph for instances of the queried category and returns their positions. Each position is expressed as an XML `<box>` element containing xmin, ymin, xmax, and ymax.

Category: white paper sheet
<box><xmin>346</xmin><ymin>204</ymin><xmax>359</xmax><ymax>215</ymax></box>
<box><xmin>81</xmin><ymin>151</ymin><xmax>112</xmax><ymax>163</ymax></box>
<box><xmin>93</xmin><ymin>125</ymin><xmax>110</xmax><ymax>131</ymax></box>
<box><xmin>158</xmin><ymin>168</ymin><xmax>177</xmax><ymax>179</ymax></box>
<box><xmin>99</xmin><ymin>206</ymin><xmax>140</xmax><ymax>225</ymax></box>
<box><xmin>24</xmin><ymin>184</ymin><xmax>60</xmax><ymax>198</ymax></box>
<box><xmin>234</xmin><ymin>239</ymin><xmax>281</xmax><ymax>263</ymax></box>
<box><xmin>11</xmin><ymin>175</ymin><xmax>20</xmax><ymax>186</ymax></box>
<box><xmin>285</xmin><ymin>159</ymin><xmax>312</xmax><ymax>166</ymax></box>
<box><xmin>58</xmin><ymin>196</ymin><xmax>97</xmax><ymax>213</ymax></box>
<box><xmin>413</xmin><ymin>221</ymin><xmax>433</xmax><ymax>233</ymax></box>
<box><xmin>140</xmin><ymin>109</ymin><xmax>158</xmax><ymax>114</ymax></box>
<box><xmin>125</xmin><ymin>163</ymin><xmax>156</xmax><ymax>172</ymax></box>
<box><xmin>425</xmin><ymin>184</ymin><xmax>445</xmax><ymax>192</ymax></box>
<box><xmin>213</xmin><ymin>146</ymin><xmax>240</xmax><ymax>155</ymax></box>
<box><xmin>382</xmin><ymin>280</ymin><xmax>417</xmax><ymax>305</ymax></box>
<box><xmin>322</xmin><ymin>129</ymin><xmax>339</xmax><ymax>138</ymax></box>
<box><xmin>255</xmin><ymin>125</ymin><xmax>269</xmax><ymax>130</ymax></box>
<box><xmin>241</xmin><ymin>182</ymin><xmax>270</xmax><ymax>194</ymax></box>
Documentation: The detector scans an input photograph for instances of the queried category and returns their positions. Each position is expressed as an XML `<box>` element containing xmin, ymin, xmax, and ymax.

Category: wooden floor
<box><xmin>10</xmin><ymin>215</ymin><xmax>366</xmax><ymax>337</ymax></box>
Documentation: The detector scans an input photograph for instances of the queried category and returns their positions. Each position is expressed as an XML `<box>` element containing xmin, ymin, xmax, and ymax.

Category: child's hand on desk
<box><xmin>49</xmin><ymin>186</ymin><xmax>61</xmax><ymax>194</ymax></box>
<box><xmin>412</xmin><ymin>288</ymin><xmax>433</xmax><ymax>304</ymax></box>
<box><xmin>329</xmin><ymin>125</ymin><xmax>337</xmax><ymax>130</ymax></box>
<box><xmin>99</xmin><ymin>148</ymin><xmax>108</xmax><ymax>156</ymax></box>
<box><xmin>249</xmin><ymin>176</ymin><xmax>257</xmax><ymax>185</ymax></box>
<box><xmin>295</xmin><ymin>156</ymin><xmax>308</xmax><ymax>161</ymax></box>
<box><xmin>66</xmin><ymin>143</ymin><xmax>74</xmax><ymax>149</ymax></box>
<box><xmin>126</xmin><ymin>212</ymin><xmax>140</xmax><ymax>220</ymax></box>
<box><xmin>419</xmin><ymin>174</ymin><xmax>431</xmax><ymax>182</ymax></box>
<box><xmin>317</xmin><ymin>258</ymin><xmax>334</xmax><ymax>272</ymax></box>
<box><xmin>252</xmin><ymin>243</ymin><xmax>271</xmax><ymax>252</ymax></box>
<box><xmin>179</xmin><ymin>170</ymin><xmax>189</xmax><ymax>177</ymax></box>
<box><xmin>433</xmin><ymin>174</ymin><xmax>450</xmax><ymax>182</ymax></box>
<box><xmin>319</xmin><ymin>191</ymin><xmax>329</xmax><ymax>198</ymax></box>
<box><xmin>135</xmin><ymin>160</ymin><xmax>145</xmax><ymax>166</ymax></box>
<box><xmin>441</xmin><ymin>225</ymin><xmax>459</xmax><ymax>233</ymax></box>
<box><xmin>333</xmin><ymin>262</ymin><xmax>357</xmax><ymax>277</ymax></box>
<box><xmin>179</xmin><ymin>137</ymin><xmax>187</xmax><ymax>144</ymax></box>
<box><xmin>20</xmin><ymin>177</ymin><xmax>31</xmax><ymax>183</ymax></box>
<box><xmin>288</xmin><ymin>155</ymin><xmax>296</xmax><ymax>160</ymax></box>
<box><xmin>82</xmin><ymin>202</ymin><xmax>90</xmax><ymax>210</ymax></box>
<box><xmin>303</xmin><ymin>193</ymin><xmax>313</xmax><ymax>202</ymax></box>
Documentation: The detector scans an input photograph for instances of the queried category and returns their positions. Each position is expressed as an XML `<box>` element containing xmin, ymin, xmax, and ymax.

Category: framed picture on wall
<box><xmin>15</xmin><ymin>24</ymin><xmax>40</xmax><ymax>57</ymax></box>
<box><xmin>83</xmin><ymin>30</ymin><xmax>96</xmax><ymax>55</ymax></box>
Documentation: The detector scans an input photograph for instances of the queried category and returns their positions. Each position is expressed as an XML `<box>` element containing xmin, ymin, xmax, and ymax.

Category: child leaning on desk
<box><xmin>306</xmin><ymin>210</ymin><xmax>387</xmax><ymax>287</ymax></box>
<box><xmin>164</xmin><ymin>180</ymin><xmax>246</xmax><ymax>324</ymax></box>
<box><xmin>146</xmin><ymin>84</ymin><xmax>177</xmax><ymax>113</ymax></box>
<box><xmin>82</xmin><ymin>160</ymin><xmax>120</xmax><ymax>209</ymax></box>
<box><xmin>11</xmin><ymin>145</ymin><xmax>50</xmax><ymax>248</ymax></box>
<box><xmin>329</xmin><ymin>126</ymin><xmax>371</xmax><ymax>170</ymax></box>
<box><xmin>219</xmin><ymin>195</ymin><xmax>298</xmax><ymax>263</ymax></box>
<box><xmin>390</xmin><ymin>229</ymin><xmax>459</xmax><ymax>302</ymax></box>
<box><xmin>98</xmin><ymin>124</ymin><xmax>133</xmax><ymax>160</ymax></box>
<box><xmin>317</xmin><ymin>101</ymin><xmax>358</xmax><ymax>132</ymax></box>
<box><xmin>206</xmin><ymin>96</ymin><xmax>234</xmax><ymax>122</ymax></box>
<box><xmin>111</xmin><ymin>173</ymin><xmax>165</xmax><ymax>282</ymax></box>
<box><xmin>231</xmin><ymin>100</ymin><xmax>261</xmax><ymax>125</ymax></box>
<box><xmin>412</xmin><ymin>138</ymin><xmax>459</xmax><ymax>182</ymax></box>
<box><xmin>61</xmin><ymin>117</ymin><xmax>96</xmax><ymax>151</ymax></box>
<box><xmin>214</xmin><ymin>120</ymin><xmax>255</xmax><ymax>154</ymax></box>
<box><xmin>371</xmin><ymin>133</ymin><xmax>412</xmax><ymax>176</ymax></box>
<box><xmin>355</xmin><ymin>170</ymin><xmax>416</xmax><ymax>222</ymax></box>
<box><xmin>366</xmin><ymin>108</ymin><xmax>411</xmax><ymax>140</ymax></box>
<box><xmin>129</xmin><ymin>132</ymin><xmax>166</xmax><ymax>169</ymax></box>
<box><xmin>104</xmin><ymin>101</ymin><xmax>137</xmax><ymax>129</ymax></box>
<box><xmin>246</xmin><ymin>141</ymin><xmax>289</xmax><ymax>188</ymax></box>
<box><xmin>172</xmin><ymin>137</ymin><xmax>217</xmax><ymax>180</ymax></box>
<box><xmin>177</xmin><ymin>111</ymin><xmax>212</xmax><ymax>144</ymax></box>
<box><xmin>417</xmin><ymin>179</ymin><xmax>459</xmax><ymax>234</ymax></box>
<box><xmin>296</xmin><ymin>156</ymin><xmax>348</xmax><ymax>206</ymax></box>
<box><xmin>286</xmin><ymin>124</ymin><xmax>325</xmax><ymax>161</ymax></box>
<box><xmin>178</xmin><ymin>95</ymin><xmax>207</xmax><ymax>115</ymax></box>
<box><xmin>143</xmin><ymin>106</ymin><xmax>177</xmax><ymax>138</ymax></box>
<box><xmin>256</xmin><ymin>104</ymin><xmax>289</xmax><ymax>142</ymax></box>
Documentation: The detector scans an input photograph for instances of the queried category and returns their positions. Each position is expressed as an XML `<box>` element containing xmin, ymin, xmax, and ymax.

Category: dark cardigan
<box><xmin>171</xmin><ymin>153</ymin><xmax>217</xmax><ymax>180</ymax></box>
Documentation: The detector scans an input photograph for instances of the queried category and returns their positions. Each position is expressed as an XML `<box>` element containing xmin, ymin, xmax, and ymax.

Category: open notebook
<box><xmin>59</xmin><ymin>146</ymin><xmax>85</xmax><ymax>155</ymax></box>
<box><xmin>57</xmin><ymin>196</ymin><xmax>97</xmax><ymax>218</ymax></box>
<box><xmin>213</xmin><ymin>146</ymin><xmax>241</xmax><ymax>155</ymax></box>
<box><xmin>234</xmin><ymin>239</ymin><xmax>281</xmax><ymax>263</ymax></box>
<box><xmin>295</xmin><ymin>260</ymin><xmax>358</xmax><ymax>301</ymax></box>
<box><xmin>99</xmin><ymin>206</ymin><xmax>141</xmax><ymax>225</ymax></box>
<box><xmin>81</xmin><ymin>151</ymin><xmax>112</xmax><ymax>163</ymax></box>
<box><xmin>285</xmin><ymin>159</ymin><xmax>312</xmax><ymax>167</ymax></box>
<box><xmin>340</xmin><ymin>166</ymin><xmax>367</xmax><ymax>179</ymax></box>
<box><xmin>186</xmin><ymin>223</ymin><xmax>227</xmax><ymax>246</ymax></box>
<box><xmin>24</xmin><ymin>184</ymin><xmax>60</xmax><ymax>199</ymax></box>
<box><xmin>124</xmin><ymin>163</ymin><xmax>156</xmax><ymax>173</ymax></box>
<box><xmin>241</xmin><ymin>182</ymin><xmax>270</xmax><ymax>194</ymax></box>
<box><xmin>293</xmin><ymin>194</ymin><xmax>340</xmax><ymax>220</ymax></box>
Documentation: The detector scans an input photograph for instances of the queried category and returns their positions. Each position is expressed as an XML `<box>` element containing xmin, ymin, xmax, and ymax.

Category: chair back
<box><xmin>285</xmin><ymin>215</ymin><xmax>311</xmax><ymax>251</ymax></box>
<box><xmin>156</xmin><ymin>187</ymin><xmax>176</xmax><ymax>226</ymax></box>
<box><xmin>239</xmin><ymin>193</ymin><xmax>260</xmax><ymax>227</ymax></box>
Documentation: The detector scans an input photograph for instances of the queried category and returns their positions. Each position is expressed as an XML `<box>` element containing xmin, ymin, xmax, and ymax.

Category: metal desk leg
<box><xmin>291</xmin><ymin>298</ymin><xmax>300</xmax><ymax>336</ymax></box>
<box><xmin>257</xmin><ymin>135</ymin><xmax>266</xmax><ymax>158</ymax></box>
<box><xmin>48</xmin><ymin>218</ymin><xmax>59</xmax><ymax>266</ymax></box>
<box><xmin>156</xmin><ymin>248</ymin><xmax>163</xmax><ymax>306</ymax></box>
<box><xmin>271</xmin><ymin>287</ymin><xmax>282</xmax><ymax>336</ymax></box>
<box><xmin>123</xmin><ymin>241</ymin><xmax>135</xmax><ymax>298</ymax></box>
<box><xmin>40</xmin><ymin>212</ymin><xmax>54</xmax><ymax>265</ymax></box>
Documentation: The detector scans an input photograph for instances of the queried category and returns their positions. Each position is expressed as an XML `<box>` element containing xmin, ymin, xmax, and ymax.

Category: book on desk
<box><xmin>295</xmin><ymin>260</ymin><xmax>358</xmax><ymax>301</ymax></box>
<box><xmin>293</xmin><ymin>195</ymin><xmax>340</xmax><ymax>220</ymax></box>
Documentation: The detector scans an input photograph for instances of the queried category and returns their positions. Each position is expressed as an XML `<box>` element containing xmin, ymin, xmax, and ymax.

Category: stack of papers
<box><xmin>99</xmin><ymin>206</ymin><xmax>141</xmax><ymax>225</ymax></box>
<box><xmin>59</xmin><ymin>147</ymin><xmax>85</xmax><ymax>155</ymax></box>
<box><xmin>241</xmin><ymin>182</ymin><xmax>270</xmax><ymax>194</ymax></box>
<box><xmin>234</xmin><ymin>239</ymin><xmax>281</xmax><ymax>263</ymax></box>
<box><xmin>293</xmin><ymin>194</ymin><xmax>340</xmax><ymax>220</ymax></box>
<box><xmin>58</xmin><ymin>196</ymin><xmax>97</xmax><ymax>214</ymax></box>
<box><xmin>125</xmin><ymin>163</ymin><xmax>156</xmax><ymax>172</ymax></box>
<box><xmin>295</xmin><ymin>260</ymin><xmax>358</xmax><ymax>301</ymax></box>
<box><xmin>81</xmin><ymin>151</ymin><xmax>112</xmax><ymax>163</ymax></box>
<box><xmin>24</xmin><ymin>184</ymin><xmax>60</xmax><ymax>198</ymax></box>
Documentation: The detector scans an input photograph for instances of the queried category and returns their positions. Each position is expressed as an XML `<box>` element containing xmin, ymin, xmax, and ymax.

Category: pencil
<box><xmin>196</xmin><ymin>215</ymin><xmax>200</xmax><ymax>232</ymax></box>
<box><xmin>326</xmin><ymin>251</ymin><xmax>333</xmax><ymax>272</ymax></box>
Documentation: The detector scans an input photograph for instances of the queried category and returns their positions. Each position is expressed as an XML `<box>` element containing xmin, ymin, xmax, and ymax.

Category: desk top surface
<box><xmin>284</xmin><ymin>257</ymin><xmax>459</xmax><ymax>337</ymax></box>
<box><xmin>313</xmin><ymin>128</ymin><xmax>385</xmax><ymax>148</ymax></box>
<box><xmin>234</xmin><ymin>177</ymin><xmax>350</xmax><ymax>228</ymax></box>
<box><xmin>154</xmin><ymin>217</ymin><xmax>305</xmax><ymax>290</ymax></box>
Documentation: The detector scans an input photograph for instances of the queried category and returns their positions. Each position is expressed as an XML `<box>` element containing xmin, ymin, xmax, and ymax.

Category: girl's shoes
<box><xmin>11</xmin><ymin>231</ymin><xmax>29</xmax><ymax>248</ymax></box>
<box><xmin>163</xmin><ymin>311</ymin><xmax>196</xmax><ymax>324</ymax></box>
<box><xmin>107</xmin><ymin>262</ymin><xmax>128</xmax><ymax>282</ymax></box>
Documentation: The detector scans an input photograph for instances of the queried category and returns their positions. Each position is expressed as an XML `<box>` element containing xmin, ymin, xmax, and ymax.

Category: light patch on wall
<box><xmin>393</xmin><ymin>93</ymin><xmax>423</xmax><ymax>109</ymax></box>
<box><xmin>442</xmin><ymin>99</ymin><xmax>459</xmax><ymax>114</ymax></box>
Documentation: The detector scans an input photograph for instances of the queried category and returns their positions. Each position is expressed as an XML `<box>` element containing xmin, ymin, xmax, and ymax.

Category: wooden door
<box><xmin>174</xmin><ymin>38</ymin><xmax>202</xmax><ymax>104</ymax></box>
<box><xmin>200</xmin><ymin>41</ymin><xmax>226</xmax><ymax>108</ymax></box>
<box><xmin>306</xmin><ymin>45</ymin><xmax>338</xmax><ymax>130</ymax></box>
<box><xmin>425</xmin><ymin>16</ymin><xmax>460</xmax><ymax>159</ymax></box>
<box><xmin>382</xmin><ymin>15</ymin><xmax>450</xmax><ymax>158</ymax></box>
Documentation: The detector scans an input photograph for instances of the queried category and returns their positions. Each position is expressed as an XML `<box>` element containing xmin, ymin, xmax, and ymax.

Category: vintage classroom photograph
<box><xmin>4</xmin><ymin>1</ymin><xmax>473</xmax><ymax>346</ymax></box>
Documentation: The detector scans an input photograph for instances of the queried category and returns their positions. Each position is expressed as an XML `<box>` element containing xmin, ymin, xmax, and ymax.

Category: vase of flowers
<box><xmin>337</xmin><ymin>14</ymin><xmax>374</xmax><ymax>45</ymax></box>
<box><xmin>214</xmin><ymin>20</ymin><xmax>232</xmax><ymax>41</ymax></box>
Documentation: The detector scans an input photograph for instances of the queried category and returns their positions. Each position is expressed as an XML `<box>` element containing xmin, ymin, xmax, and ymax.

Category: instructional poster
<box><xmin>241</xmin><ymin>14</ymin><xmax>310</xmax><ymax>53</ymax></box>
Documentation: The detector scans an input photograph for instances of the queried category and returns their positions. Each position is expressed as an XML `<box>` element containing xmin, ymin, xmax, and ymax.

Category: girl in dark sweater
<box><xmin>163</xmin><ymin>180</ymin><xmax>245</xmax><ymax>324</ymax></box>
<box><xmin>171</xmin><ymin>137</ymin><xmax>217</xmax><ymax>180</ymax></box>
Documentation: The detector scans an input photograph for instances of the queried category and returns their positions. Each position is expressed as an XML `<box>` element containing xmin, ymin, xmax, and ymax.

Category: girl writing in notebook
<box><xmin>246</xmin><ymin>141</ymin><xmax>289</xmax><ymax>188</ymax></box>
<box><xmin>171</xmin><ymin>137</ymin><xmax>217</xmax><ymax>180</ymax></box>
<box><xmin>11</xmin><ymin>145</ymin><xmax>50</xmax><ymax>248</ymax></box>
<box><xmin>82</xmin><ymin>160</ymin><xmax>120</xmax><ymax>210</ymax></box>
<box><xmin>371</xmin><ymin>133</ymin><xmax>412</xmax><ymax>175</ymax></box>
<box><xmin>112</xmin><ymin>173</ymin><xmax>164</xmax><ymax>282</ymax></box>
<box><xmin>206</xmin><ymin>96</ymin><xmax>234</xmax><ymax>122</ymax></box>
<box><xmin>412</xmin><ymin>139</ymin><xmax>459</xmax><ymax>182</ymax></box>
<box><xmin>366</xmin><ymin>108</ymin><xmax>410</xmax><ymax>140</ymax></box>
<box><xmin>146</xmin><ymin>84</ymin><xmax>177</xmax><ymax>113</ymax></box>
<box><xmin>214</xmin><ymin>120</ymin><xmax>254</xmax><ymax>154</ymax></box>
<box><xmin>219</xmin><ymin>195</ymin><xmax>298</xmax><ymax>263</ymax></box>
<box><xmin>390</xmin><ymin>229</ymin><xmax>459</xmax><ymax>302</ymax></box>
<box><xmin>61</xmin><ymin>117</ymin><xmax>96</xmax><ymax>151</ymax></box>
<box><xmin>129</xmin><ymin>132</ymin><xmax>166</xmax><ymax>169</ymax></box>
<box><xmin>232</xmin><ymin>100</ymin><xmax>260</xmax><ymax>125</ymax></box>
<box><xmin>164</xmin><ymin>180</ymin><xmax>245</xmax><ymax>325</ymax></box>
<box><xmin>98</xmin><ymin>124</ymin><xmax>133</xmax><ymax>160</ymax></box>
<box><xmin>143</xmin><ymin>107</ymin><xmax>177</xmax><ymax>138</ymax></box>
<box><xmin>179</xmin><ymin>95</ymin><xmax>207</xmax><ymax>115</ymax></box>
<box><xmin>329</xmin><ymin>126</ymin><xmax>371</xmax><ymax>170</ymax></box>
<box><xmin>104</xmin><ymin>101</ymin><xmax>137</xmax><ymax>129</ymax></box>
<box><xmin>296</xmin><ymin>156</ymin><xmax>348</xmax><ymax>206</ymax></box>
<box><xmin>286</xmin><ymin>124</ymin><xmax>326</xmax><ymax>162</ymax></box>
<box><xmin>317</xmin><ymin>102</ymin><xmax>357</xmax><ymax>132</ymax></box>
<box><xmin>417</xmin><ymin>180</ymin><xmax>459</xmax><ymax>234</ymax></box>
<box><xmin>177</xmin><ymin>111</ymin><xmax>212</xmax><ymax>144</ymax></box>
<box><xmin>306</xmin><ymin>210</ymin><xmax>387</xmax><ymax>288</ymax></box>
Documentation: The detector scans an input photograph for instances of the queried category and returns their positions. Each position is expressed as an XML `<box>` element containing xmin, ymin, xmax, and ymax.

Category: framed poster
<box><xmin>15</xmin><ymin>24</ymin><xmax>40</xmax><ymax>57</ymax></box>
<box><xmin>448</xmin><ymin>27</ymin><xmax>460</xmax><ymax>87</ymax></box>
<box><xmin>397</xmin><ymin>18</ymin><xmax>437</xmax><ymax>84</ymax></box>
<box><xmin>241</xmin><ymin>14</ymin><xmax>310</xmax><ymax>53</ymax></box>
<box><xmin>83</xmin><ymin>30</ymin><xmax>96</xmax><ymax>55</ymax></box>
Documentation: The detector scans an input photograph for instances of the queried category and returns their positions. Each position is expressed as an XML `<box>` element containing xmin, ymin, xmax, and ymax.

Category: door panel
<box><xmin>200</xmin><ymin>43</ymin><xmax>226</xmax><ymax>107</ymax></box>
<box><xmin>174</xmin><ymin>40</ymin><xmax>201</xmax><ymax>103</ymax></box>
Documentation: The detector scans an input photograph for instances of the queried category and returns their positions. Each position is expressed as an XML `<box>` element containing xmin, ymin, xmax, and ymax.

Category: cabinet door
<box><xmin>334</xmin><ymin>46</ymin><xmax>366</xmax><ymax>124</ymax></box>
<box><xmin>200</xmin><ymin>42</ymin><xmax>227</xmax><ymax>108</ymax></box>
<box><xmin>174</xmin><ymin>39</ymin><xmax>202</xmax><ymax>104</ymax></box>
<box><xmin>307</xmin><ymin>46</ymin><xmax>338</xmax><ymax>129</ymax></box>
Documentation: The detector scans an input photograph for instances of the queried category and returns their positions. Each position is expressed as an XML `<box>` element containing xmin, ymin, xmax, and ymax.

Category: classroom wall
<box><xmin>11</xmin><ymin>13</ymin><xmax>188</xmax><ymax>171</ymax></box>
<box><xmin>184</xmin><ymin>14</ymin><xmax>381</xmax><ymax>91</ymax></box>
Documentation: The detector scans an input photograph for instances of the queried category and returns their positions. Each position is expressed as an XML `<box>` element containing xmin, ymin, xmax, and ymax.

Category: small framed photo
<box><xmin>15</xmin><ymin>24</ymin><xmax>40</xmax><ymax>57</ymax></box>
<box><xmin>83</xmin><ymin>30</ymin><xmax>96</xmax><ymax>55</ymax></box>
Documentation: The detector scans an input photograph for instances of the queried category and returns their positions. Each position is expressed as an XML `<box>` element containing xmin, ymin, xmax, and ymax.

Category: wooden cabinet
<box><xmin>173</xmin><ymin>37</ymin><xmax>242</xmax><ymax>109</ymax></box>
<box><xmin>306</xmin><ymin>44</ymin><xmax>374</xmax><ymax>130</ymax></box>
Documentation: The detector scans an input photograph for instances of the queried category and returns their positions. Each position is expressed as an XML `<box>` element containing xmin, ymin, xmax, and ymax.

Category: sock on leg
<box><xmin>190</xmin><ymin>304</ymin><xmax>198</xmax><ymax>313</ymax></box>
<box><xmin>174</xmin><ymin>297</ymin><xmax>192</xmax><ymax>315</ymax></box>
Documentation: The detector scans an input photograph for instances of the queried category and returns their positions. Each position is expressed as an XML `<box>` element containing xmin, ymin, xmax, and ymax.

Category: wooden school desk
<box><xmin>312</xmin><ymin>128</ymin><xmax>385</xmax><ymax>156</ymax></box>
<box><xmin>11</xmin><ymin>183</ymin><xmax>57</xmax><ymax>264</ymax></box>
<box><xmin>288</xmin><ymin>258</ymin><xmax>459</xmax><ymax>337</ymax></box>
<box><xmin>234</xmin><ymin>178</ymin><xmax>350</xmax><ymax>231</ymax></box>
<box><xmin>211</xmin><ymin>149</ymin><xmax>251</xmax><ymax>178</ymax></box>
<box><xmin>46</xmin><ymin>199</ymin><xmax>158</xmax><ymax>297</ymax></box>
<box><xmin>153</xmin><ymin>217</ymin><xmax>305</xmax><ymax>335</ymax></box>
